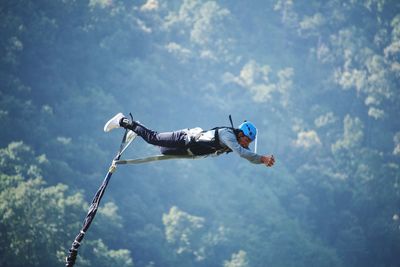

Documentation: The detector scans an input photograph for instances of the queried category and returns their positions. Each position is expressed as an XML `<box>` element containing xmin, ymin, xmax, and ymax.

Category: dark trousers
<box><xmin>123</xmin><ymin>120</ymin><xmax>189</xmax><ymax>155</ymax></box>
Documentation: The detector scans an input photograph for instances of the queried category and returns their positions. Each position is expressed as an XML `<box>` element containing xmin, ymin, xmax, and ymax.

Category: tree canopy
<box><xmin>1</xmin><ymin>0</ymin><xmax>399</xmax><ymax>266</ymax></box>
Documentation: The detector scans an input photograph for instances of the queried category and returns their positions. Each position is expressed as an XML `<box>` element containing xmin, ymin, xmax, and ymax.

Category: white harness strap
<box><xmin>115</xmin><ymin>154</ymin><xmax>204</xmax><ymax>165</ymax></box>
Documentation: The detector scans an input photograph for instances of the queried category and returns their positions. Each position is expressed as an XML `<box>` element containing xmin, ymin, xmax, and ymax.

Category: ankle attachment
<box><xmin>119</xmin><ymin>118</ymin><xmax>137</xmax><ymax>130</ymax></box>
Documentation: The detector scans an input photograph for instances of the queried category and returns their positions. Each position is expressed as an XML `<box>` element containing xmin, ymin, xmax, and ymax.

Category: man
<box><xmin>104</xmin><ymin>113</ymin><xmax>275</xmax><ymax>167</ymax></box>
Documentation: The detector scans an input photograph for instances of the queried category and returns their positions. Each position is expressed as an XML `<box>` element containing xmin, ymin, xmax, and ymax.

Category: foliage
<box><xmin>223</xmin><ymin>250</ymin><xmax>248</xmax><ymax>267</ymax></box>
<box><xmin>0</xmin><ymin>142</ymin><xmax>133</xmax><ymax>267</ymax></box>
<box><xmin>1</xmin><ymin>0</ymin><xmax>399</xmax><ymax>267</ymax></box>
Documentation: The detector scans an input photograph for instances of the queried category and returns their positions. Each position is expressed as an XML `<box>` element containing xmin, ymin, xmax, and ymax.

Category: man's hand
<box><xmin>261</xmin><ymin>155</ymin><xmax>275</xmax><ymax>167</ymax></box>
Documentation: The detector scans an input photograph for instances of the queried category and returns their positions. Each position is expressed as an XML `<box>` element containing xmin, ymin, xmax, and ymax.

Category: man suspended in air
<box><xmin>104</xmin><ymin>113</ymin><xmax>275</xmax><ymax>167</ymax></box>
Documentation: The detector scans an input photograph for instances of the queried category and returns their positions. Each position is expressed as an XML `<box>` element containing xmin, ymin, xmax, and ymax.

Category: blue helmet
<box><xmin>238</xmin><ymin>121</ymin><xmax>257</xmax><ymax>141</ymax></box>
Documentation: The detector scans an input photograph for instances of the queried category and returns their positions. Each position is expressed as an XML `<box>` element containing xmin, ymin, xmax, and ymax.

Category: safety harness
<box><xmin>187</xmin><ymin>115</ymin><xmax>242</xmax><ymax>156</ymax></box>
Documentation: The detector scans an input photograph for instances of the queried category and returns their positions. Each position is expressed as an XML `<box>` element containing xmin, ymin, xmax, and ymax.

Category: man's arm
<box><xmin>260</xmin><ymin>155</ymin><xmax>275</xmax><ymax>167</ymax></box>
<box><xmin>218</xmin><ymin>128</ymin><xmax>275</xmax><ymax>167</ymax></box>
<box><xmin>218</xmin><ymin>128</ymin><xmax>260</xmax><ymax>164</ymax></box>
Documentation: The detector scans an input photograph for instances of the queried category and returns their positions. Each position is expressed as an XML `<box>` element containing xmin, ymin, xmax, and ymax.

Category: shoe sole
<box><xmin>104</xmin><ymin>113</ymin><xmax>123</xmax><ymax>132</ymax></box>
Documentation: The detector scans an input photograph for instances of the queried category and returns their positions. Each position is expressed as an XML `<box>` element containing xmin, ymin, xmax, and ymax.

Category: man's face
<box><xmin>238</xmin><ymin>133</ymin><xmax>252</xmax><ymax>148</ymax></box>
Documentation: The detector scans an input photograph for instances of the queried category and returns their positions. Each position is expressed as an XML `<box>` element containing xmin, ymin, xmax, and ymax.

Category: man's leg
<box><xmin>120</xmin><ymin>118</ymin><xmax>187</xmax><ymax>148</ymax></box>
<box><xmin>159</xmin><ymin>147</ymin><xmax>190</xmax><ymax>155</ymax></box>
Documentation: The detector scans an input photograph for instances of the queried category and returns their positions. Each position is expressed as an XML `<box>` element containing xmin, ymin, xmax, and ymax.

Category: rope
<box><xmin>65</xmin><ymin>128</ymin><xmax>135</xmax><ymax>267</ymax></box>
<box><xmin>115</xmin><ymin>154</ymin><xmax>202</xmax><ymax>165</ymax></box>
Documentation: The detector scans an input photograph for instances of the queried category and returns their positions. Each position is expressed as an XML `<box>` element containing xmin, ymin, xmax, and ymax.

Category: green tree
<box><xmin>223</xmin><ymin>250</ymin><xmax>248</xmax><ymax>267</ymax></box>
<box><xmin>0</xmin><ymin>142</ymin><xmax>134</xmax><ymax>267</ymax></box>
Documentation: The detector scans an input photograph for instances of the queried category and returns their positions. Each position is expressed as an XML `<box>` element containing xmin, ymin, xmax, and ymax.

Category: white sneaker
<box><xmin>104</xmin><ymin>113</ymin><xmax>125</xmax><ymax>132</ymax></box>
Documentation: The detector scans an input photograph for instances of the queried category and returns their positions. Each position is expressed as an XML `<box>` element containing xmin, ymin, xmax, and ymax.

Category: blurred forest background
<box><xmin>1</xmin><ymin>0</ymin><xmax>400</xmax><ymax>266</ymax></box>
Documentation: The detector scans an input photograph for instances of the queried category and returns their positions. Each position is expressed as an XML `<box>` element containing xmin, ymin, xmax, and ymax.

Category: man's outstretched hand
<box><xmin>261</xmin><ymin>155</ymin><xmax>275</xmax><ymax>167</ymax></box>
